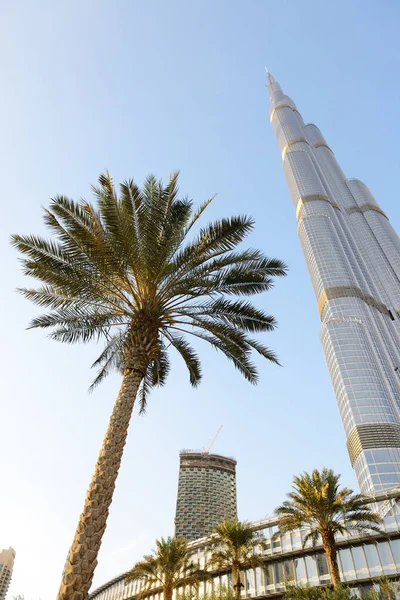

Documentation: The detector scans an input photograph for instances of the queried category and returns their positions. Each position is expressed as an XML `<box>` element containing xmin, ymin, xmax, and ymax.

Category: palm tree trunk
<box><xmin>232</xmin><ymin>568</ymin><xmax>242</xmax><ymax>600</ymax></box>
<box><xmin>322</xmin><ymin>533</ymin><xmax>341</xmax><ymax>588</ymax></box>
<box><xmin>163</xmin><ymin>586</ymin><xmax>173</xmax><ymax>600</ymax></box>
<box><xmin>57</xmin><ymin>369</ymin><xmax>143</xmax><ymax>600</ymax></box>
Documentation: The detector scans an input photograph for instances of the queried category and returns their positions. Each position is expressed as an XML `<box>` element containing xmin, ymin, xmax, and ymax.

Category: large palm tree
<box><xmin>11</xmin><ymin>172</ymin><xmax>287</xmax><ymax>600</ymax></box>
<box><xmin>275</xmin><ymin>468</ymin><xmax>382</xmax><ymax>589</ymax></box>
<box><xmin>126</xmin><ymin>536</ymin><xmax>207</xmax><ymax>600</ymax></box>
<box><xmin>208</xmin><ymin>519</ymin><xmax>264</xmax><ymax>600</ymax></box>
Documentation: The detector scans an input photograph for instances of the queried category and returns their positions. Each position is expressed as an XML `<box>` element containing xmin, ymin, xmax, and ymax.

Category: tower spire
<box><xmin>264</xmin><ymin>69</ymin><xmax>286</xmax><ymax>106</ymax></box>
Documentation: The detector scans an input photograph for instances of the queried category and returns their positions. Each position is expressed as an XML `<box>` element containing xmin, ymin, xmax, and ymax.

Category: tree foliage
<box><xmin>276</xmin><ymin>468</ymin><xmax>383</xmax><ymax>548</ymax></box>
<box><xmin>126</xmin><ymin>536</ymin><xmax>208</xmax><ymax>598</ymax></box>
<box><xmin>208</xmin><ymin>519</ymin><xmax>264</xmax><ymax>597</ymax></box>
<box><xmin>12</xmin><ymin>172</ymin><xmax>287</xmax><ymax>411</ymax></box>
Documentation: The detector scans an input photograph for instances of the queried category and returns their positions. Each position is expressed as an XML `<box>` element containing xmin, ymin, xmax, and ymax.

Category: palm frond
<box><xmin>12</xmin><ymin>171</ymin><xmax>287</xmax><ymax>396</ymax></box>
<box><xmin>163</xmin><ymin>332</ymin><xmax>202</xmax><ymax>386</ymax></box>
<box><xmin>276</xmin><ymin>468</ymin><xmax>382</xmax><ymax>554</ymax></box>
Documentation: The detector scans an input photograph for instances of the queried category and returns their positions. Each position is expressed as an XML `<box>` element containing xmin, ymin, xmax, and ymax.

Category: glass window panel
<box><xmin>377</xmin><ymin>541</ymin><xmax>396</xmax><ymax>574</ymax></box>
<box><xmin>294</xmin><ymin>557</ymin><xmax>307</xmax><ymax>584</ymax></box>
<box><xmin>364</xmin><ymin>544</ymin><xmax>382</xmax><ymax>577</ymax></box>
<box><xmin>212</xmin><ymin>578</ymin><xmax>221</xmax><ymax>595</ymax></box>
<box><xmin>383</xmin><ymin>516</ymin><xmax>397</xmax><ymax>532</ymax></box>
<box><xmin>351</xmin><ymin>546</ymin><xmax>369</xmax><ymax>578</ymax></box>
<box><xmin>316</xmin><ymin>553</ymin><xmax>330</xmax><ymax>582</ymax></box>
<box><xmin>305</xmin><ymin>555</ymin><xmax>319</xmax><ymax>584</ymax></box>
<box><xmin>264</xmin><ymin>564</ymin><xmax>274</xmax><ymax>590</ymax></box>
<box><xmin>301</xmin><ymin>531</ymin><xmax>312</xmax><ymax>548</ymax></box>
<box><xmin>274</xmin><ymin>562</ymin><xmax>284</xmax><ymax>590</ymax></box>
<box><xmin>245</xmin><ymin>569</ymin><xmax>255</xmax><ymax>596</ymax></box>
<box><xmin>205</xmin><ymin>580</ymin><xmax>213</xmax><ymax>596</ymax></box>
<box><xmin>284</xmin><ymin>559</ymin><xmax>295</xmax><ymax>584</ymax></box>
<box><xmin>270</xmin><ymin>526</ymin><xmax>279</xmax><ymax>536</ymax></box>
<box><xmin>198</xmin><ymin>581</ymin><xmax>206</xmax><ymax>597</ymax></box>
<box><xmin>390</xmin><ymin>539</ymin><xmax>400</xmax><ymax>567</ymax></box>
<box><xmin>263</xmin><ymin>540</ymin><xmax>272</xmax><ymax>556</ymax></box>
<box><xmin>272</xmin><ymin>538</ymin><xmax>281</xmax><ymax>554</ymax></box>
<box><xmin>282</xmin><ymin>533</ymin><xmax>291</xmax><ymax>552</ymax></box>
<box><xmin>291</xmin><ymin>531</ymin><xmax>302</xmax><ymax>550</ymax></box>
<box><xmin>255</xmin><ymin>567</ymin><xmax>262</xmax><ymax>595</ymax></box>
<box><xmin>339</xmin><ymin>548</ymin><xmax>355</xmax><ymax>581</ymax></box>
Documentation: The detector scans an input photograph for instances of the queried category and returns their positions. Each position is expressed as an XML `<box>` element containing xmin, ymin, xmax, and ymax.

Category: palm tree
<box><xmin>208</xmin><ymin>519</ymin><xmax>264</xmax><ymax>600</ymax></box>
<box><xmin>275</xmin><ymin>468</ymin><xmax>382</xmax><ymax>588</ymax></box>
<box><xmin>11</xmin><ymin>172</ymin><xmax>287</xmax><ymax>600</ymax></box>
<box><xmin>126</xmin><ymin>536</ymin><xmax>207</xmax><ymax>600</ymax></box>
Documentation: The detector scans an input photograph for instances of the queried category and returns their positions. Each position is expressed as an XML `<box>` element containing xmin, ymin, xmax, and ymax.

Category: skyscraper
<box><xmin>174</xmin><ymin>451</ymin><xmax>237</xmax><ymax>540</ymax></box>
<box><xmin>0</xmin><ymin>548</ymin><xmax>16</xmax><ymax>600</ymax></box>
<box><xmin>266</xmin><ymin>71</ymin><xmax>400</xmax><ymax>494</ymax></box>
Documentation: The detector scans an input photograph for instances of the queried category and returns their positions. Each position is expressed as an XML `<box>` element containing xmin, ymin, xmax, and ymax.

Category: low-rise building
<box><xmin>89</xmin><ymin>490</ymin><xmax>400</xmax><ymax>600</ymax></box>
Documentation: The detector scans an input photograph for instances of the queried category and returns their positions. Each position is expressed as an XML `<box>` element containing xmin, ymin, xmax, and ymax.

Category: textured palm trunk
<box><xmin>322</xmin><ymin>533</ymin><xmax>341</xmax><ymax>588</ymax></box>
<box><xmin>232</xmin><ymin>567</ymin><xmax>242</xmax><ymax>600</ymax></box>
<box><xmin>163</xmin><ymin>586</ymin><xmax>173</xmax><ymax>600</ymax></box>
<box><xmin>57</xmin><ymin>370</ymin><xmax>143</xmax><ymax>600</ymax></box>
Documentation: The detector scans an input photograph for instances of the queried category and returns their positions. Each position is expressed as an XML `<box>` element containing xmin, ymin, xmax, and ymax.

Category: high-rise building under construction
<box><xmin>266</xmin><ymin>71</ymin><xmax>400</xmax><ymax>494</ymax></box>
<box><xmin>174</xmin><ymin>451</ymin><xmax>237</xmax><ymax>540</ymax></box>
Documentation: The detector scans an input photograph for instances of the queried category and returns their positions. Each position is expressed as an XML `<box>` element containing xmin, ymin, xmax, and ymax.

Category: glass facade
<box><xmin>266</xmin><ymin>71</ymin><xmax>400</xmax><ymax>493</ymax></box>
<box><xmin>89</xmin><ymin>514</ymin><xmax>400</xmax><ymax>600</ymax></box>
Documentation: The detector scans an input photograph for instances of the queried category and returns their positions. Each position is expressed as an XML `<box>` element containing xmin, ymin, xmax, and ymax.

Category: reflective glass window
<box><xmin>246</xmin><ymin>569</ymin><xmax>255</xmax><ymax>596</ymax></box>
<box><xmin>274</xmin><ymin>562</ymin><xmax>284</xmax><ymax>589</ymax></box>
<box><xmin>364</xmin><ymin>544</ymin><xmax>382</xmax><ymax>577</ymax></box>
<box><xmin>294</xmin><ymin>557</ymin><xmax>307</xmax><ymax>584</ymax></box>
<box><xmin>263</xmin><ymin>540</ymin><xmax>272</xmax><ymax>556</ymax></box>
<box><xmin>284</xmin><ymin>559</ymin><xmax>295</xmax><ymax>584</ymax></box>
<box><xmin>272</xmin><ymin>538</ymin><xmax>281</xmax><ymax>554</ymax></box>
<box><xmin>291</xmin><ymin>531</ymin><xmax>302</xmax><ymax>550</ymax></box>
<box><xmin>384</xmin><ymin>516</ymin><xmax>397</xmax><ymax>532</ymax></box>
<box><xmin>255</xmin><ymin>567</ymin><xmax>262</xmax><ymax>595</ymax></box>
<box><xmin>282</xmin><ymin>533</ymin><xmax>291</xmax><ymax>552</ymax></box>
<box><xmin>339</xmin><ymin>548</ymin><xmax>355</xmax><ymax>581</ymax></box>
<box><xmin>198</xmin><ymin>580</ymin><xmax>206</xmax><ymax>597</ymax></box>
<box><xmin>316</xmin><ymin>553</ymin><xmax>330</xmax><ymax>582</ymax></box>
<box><xmin>377</xmin><ymin>541</ymin><xmax>396</xmax><ymax>574</ymax></box>
<box><xmin>205</xmin><ymin>580</ymin><xmax>213</xmax><ymax>596</ymax></box>
<box><xmin>305</xmin><ymin>555</ymin><xmax>319</xmax><ymax>584</ymax></box>
<box><xmin>390</xmin><ymin>539</ymin><xmax>400</xmax><ymax>567</ymax></box>
<box><xmin>264</xmin><ymin>564</ymin><xmax>274</xmax><ymax>590</ymax></box>
<box><xmin>351</xmin><ymin>546</ymin><xmax>368</xmax><ymax>578</ymax></box>
<box><xmin>301</xmin><ymin>530</ymin><xmax>312</xmax><ymax>548</ymax></box>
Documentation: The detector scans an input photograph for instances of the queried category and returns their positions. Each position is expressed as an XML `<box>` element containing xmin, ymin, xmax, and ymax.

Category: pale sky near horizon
<box><xmin>1</xmin><ymin>1</ymin><xmax>400</xmax><ymax>599</ymax></box>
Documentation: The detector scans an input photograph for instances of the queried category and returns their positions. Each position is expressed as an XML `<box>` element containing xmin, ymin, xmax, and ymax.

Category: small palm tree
<box><xmin>275</xmin><ymin>468</ymin><xmax>382</xmax><ymax>588</ymax></box>
<box><xmin>208</xmin><ymin>519</ymin><xmax>264</xmax><ymax>600</ymax></box>
<box><xmin>126</xmin><ymin>537</ymin><xmax>208</xmax><ymax>600</ymax></box>
<box><xmin>11</xmin><ymin>172</ymin><xmax>287</xmax><ymax>600</ymax></box>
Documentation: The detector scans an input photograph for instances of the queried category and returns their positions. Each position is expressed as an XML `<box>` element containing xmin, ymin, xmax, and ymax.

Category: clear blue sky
<box><xmin>1</xmin><ymin>1</ymin><xmax>400</xmax><ymax>598</ymax></box>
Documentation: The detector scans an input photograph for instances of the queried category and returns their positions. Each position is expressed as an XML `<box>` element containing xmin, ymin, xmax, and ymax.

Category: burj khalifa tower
<box><xmin>266</xmin><ymin>71</ymin><xmax>400</xmax><ymax>494</ymax></box>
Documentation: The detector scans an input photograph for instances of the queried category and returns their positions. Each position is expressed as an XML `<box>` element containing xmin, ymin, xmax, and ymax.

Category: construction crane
<box><xmin>202</xmin><ymin>425</ymin><xmax>223</xmax><ymax>455</ymax></box>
